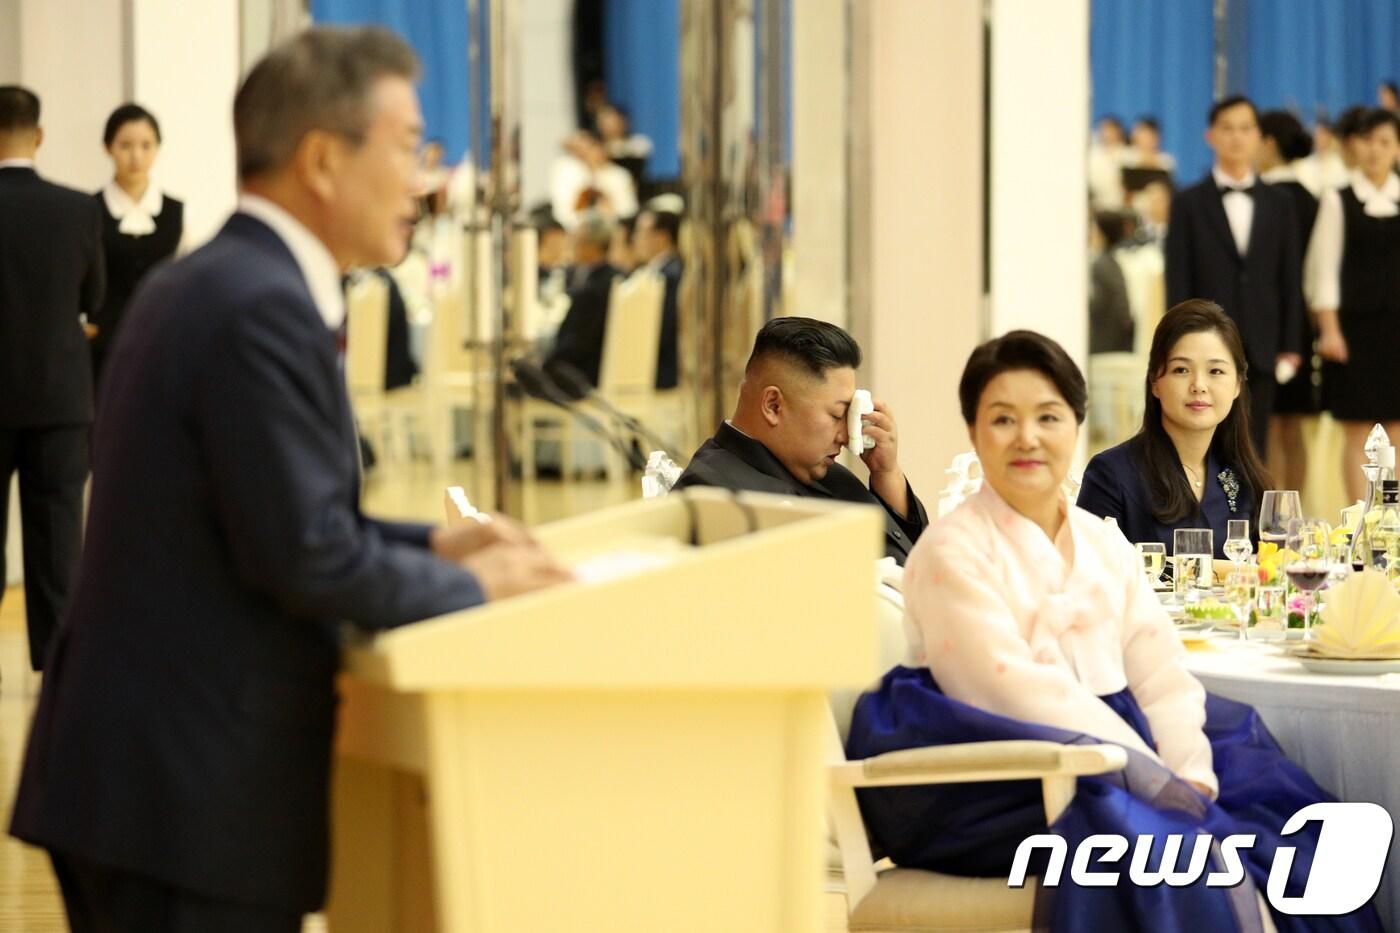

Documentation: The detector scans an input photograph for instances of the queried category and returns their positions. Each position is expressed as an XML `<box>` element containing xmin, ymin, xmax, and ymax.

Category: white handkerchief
<box><xmin>1313</xmin><ymin>570</ymin><xmax>1400</xmax><ymax>658</ymax></box>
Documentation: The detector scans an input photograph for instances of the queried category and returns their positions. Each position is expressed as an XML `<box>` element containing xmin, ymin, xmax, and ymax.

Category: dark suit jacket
<box><xmin>674</xmin><ymin>422</ymin><xmax>928</xmax><ymax>564</ymax></box>
<box><xmin>1076</xmin><ymin>436</ymin><xmax>1255</xmax><ymax>560</ymax></box>
<box><xmin>545</xmin><ymin>261</ymin><xmax>620</xmax><ymax>395</ymax></box>
<box><xmin>10</xmin><ymin>213</ymin><xmax>485</xmax><ymax>912</ymax></box>
<box><xmin>1089</xmin><ymin>250</ymin><xmax>1134</xmax><ymax>353</ymax></box>
<box><xmin>654</xmin><ymin>253</ymin><xmax>682</xmax><ymax>389</ymax></box>
<box><xmin>0</xmin><ymin>166</ymin><xmax>105</xmax><ymax>427</ymax></box>
<box><xmin>1165</xmin><ymin>174</ymin><xmax>1305</xmax><ymax>370</ymax></box>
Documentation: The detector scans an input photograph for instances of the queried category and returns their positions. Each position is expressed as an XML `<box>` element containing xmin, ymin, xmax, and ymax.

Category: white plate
<box><xmin>1292</xmin><ymin>655</ymin><xmax>1400</xmax><ymax>675</ymax></box>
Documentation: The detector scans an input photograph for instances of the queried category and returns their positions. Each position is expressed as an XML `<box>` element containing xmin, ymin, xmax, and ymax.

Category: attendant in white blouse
<box><xmin>1310</xmin><ymin>108</ymin><xmax>1400</xmax><ymax>503</ymax></box>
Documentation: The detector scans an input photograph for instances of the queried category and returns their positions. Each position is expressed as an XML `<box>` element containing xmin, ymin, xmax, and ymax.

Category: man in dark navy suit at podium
<box><xmin>10</xmin><ymin>27</ymin><xmax>569</xmax><ymax>933</ymax></box>
<box><xmin>675</xmin><ymin>317</ymin><xmax>928</xmax><ymax>564</ymax></box>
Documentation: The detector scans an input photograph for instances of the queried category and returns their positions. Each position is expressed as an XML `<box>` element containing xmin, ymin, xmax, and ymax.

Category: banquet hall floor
<box><xmin>0</xmin><ymin>462</ymin><xmax>850</xmax><ymax>931</ymax></box>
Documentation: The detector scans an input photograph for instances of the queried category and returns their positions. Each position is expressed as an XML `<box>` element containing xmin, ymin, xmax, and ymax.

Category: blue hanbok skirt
<box><xmin>847</xmin><ymin>666</ymin><xmax>1383</xmax><ymax>932</ymax></box>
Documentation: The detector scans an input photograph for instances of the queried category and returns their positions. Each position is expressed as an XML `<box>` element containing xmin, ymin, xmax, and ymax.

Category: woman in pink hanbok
<box><xmin>847</xmin><ymin>330</ymin><xmax>1380</xmax><ymax>932</ymax></box>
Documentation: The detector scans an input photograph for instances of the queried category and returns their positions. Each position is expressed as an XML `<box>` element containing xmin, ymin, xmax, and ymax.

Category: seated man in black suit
<box><xmin>541</xmin><ymin>208</ymin><xmax>620</xmax><ymax>397</ymax></box>
<box><xmin>675</xmin><ymin>317</ymin><xmax>928</xmax><ymax>564</ymax></box>
<box><xmin>11</xmin><ymin>27</ymin><xmax>571</xmax><ymax>933</ymax></box>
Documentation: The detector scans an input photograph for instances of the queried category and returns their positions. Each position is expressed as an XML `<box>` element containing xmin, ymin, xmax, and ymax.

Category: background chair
<box><xmin>345</xmin><ymin>272</ymin><xmax>420</xmax><ymax>464</ymax></box>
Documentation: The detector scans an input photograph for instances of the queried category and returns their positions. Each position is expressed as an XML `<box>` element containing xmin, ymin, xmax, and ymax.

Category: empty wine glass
<box><xmin>1284</xmin><ymin>517</ymin><xmax>1331</xmax><ymax>635</ymax></box>
<box><xmin>1259</xmin><ymin>490</ymin><xmax>1302</xmax><ymax>549</ymax></box>
<box><xmin>1224</xmin><ymin>519</ymin><xmax>1252</xmax><ymax>568</ymax></box>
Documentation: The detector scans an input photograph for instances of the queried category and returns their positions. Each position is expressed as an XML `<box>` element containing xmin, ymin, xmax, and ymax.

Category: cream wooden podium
<box><xmin>326</xmin><ymin>488</ymin><xmax>883</xmax><ymax>932</ymax></box>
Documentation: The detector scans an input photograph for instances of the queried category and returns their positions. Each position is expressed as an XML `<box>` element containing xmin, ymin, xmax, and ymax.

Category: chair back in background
<box><xmin>598</xmin><ymin>271</ymin><xmax>664</xmax><ymax>400</ymax></box>
<box><xmin>345</xmin><ymin>273</ymin><xmax>390</xmax><ymax>396</ymax></box>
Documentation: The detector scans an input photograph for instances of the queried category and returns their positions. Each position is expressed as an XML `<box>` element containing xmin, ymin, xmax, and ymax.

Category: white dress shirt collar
<box><xmin>1211</xmin><ymin>166</ymin><xmax>1257</xmax><ymax>190</ymax></box>
<box><xmin>0</xmin><ymin>158</ymin><xmax>36</xmax><ymax>170</ymax></box>
<box><xmin>1349</xmin><ymin>168</ymin><xmax>1400</xmax><ymax>218</ymax></box>
<box><xmin>236</xmin><ymin>193</ymin><xmax>346</xmax><ymax>330</ymax></box>
<box><xmin>102</xmin><ymin>181</ymin><xmax>164</xmax><ymax>236</ymax></box>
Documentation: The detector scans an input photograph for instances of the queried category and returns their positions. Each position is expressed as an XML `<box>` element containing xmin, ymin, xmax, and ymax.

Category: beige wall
<box><xmin>0</xmin><ymin>0</ymin><xmax>20</xmax><ymax>84</ymax></box>
<box><xmin>19</xmin><ymin>0</ymin><xmax>126</xmax><ymax>191</ymax></box>
<box><xmin>130</xmin><ymin>0</ymin><xmax>241</xmax><ymax>248</ymax></box>
<box><xmin>851</xmin><ymin>0</ymin><xmax>985</xmax><ymax>497</ymax></box>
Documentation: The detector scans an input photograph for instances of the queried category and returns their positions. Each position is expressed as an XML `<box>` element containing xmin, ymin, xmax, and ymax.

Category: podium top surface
<box><xmin>344</xmin><ymin>489</ymin><xmax>885</xmax><ymax>692</ymax></box>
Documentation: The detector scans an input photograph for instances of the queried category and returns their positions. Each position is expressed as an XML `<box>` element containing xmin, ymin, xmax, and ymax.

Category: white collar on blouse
<box><xmin>1349</xmin><ymin>168</ymin><xmax>1400</xmax><ymax>218</ymax></box>
<box><xmin>102</xmin><ymin>180</ymin><xmax>164</xmax><ymax>236</ymax></box>
<box><xmin>236</xmin><ymin>192</ymin><xmax>346</xmax><ymax>331</ymax></box>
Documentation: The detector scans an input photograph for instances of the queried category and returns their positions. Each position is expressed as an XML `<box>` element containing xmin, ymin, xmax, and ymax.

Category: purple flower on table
<box><xmin>1288</xmin><ymin>593</ymin><xmax>1310</xmax><ymax>614</ymax></box>
<box><xmin>1218</xmin><ymin>468</ymin><xmax>1241</xmax><ymax>513</ymax></box>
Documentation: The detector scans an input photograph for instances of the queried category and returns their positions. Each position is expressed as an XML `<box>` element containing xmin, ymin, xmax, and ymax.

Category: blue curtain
<box><xmin>310</xmin><ymin>0</ymin><xmax>485</xmax><ymax>166</ymax></box>
<box><xmin>1243</xmin><ymin>0</ymin><xmax>1400</xmax><ymax>124</ymax></box>
<box><xmin>1090</xmin><ymin>0</ymin><xmax>1217</xmax><ymax>182</ymax></box>
<box><xmin>602</xmin><ymin>0</ymin><xmax>681</xmax><ymax>179</ymax></box>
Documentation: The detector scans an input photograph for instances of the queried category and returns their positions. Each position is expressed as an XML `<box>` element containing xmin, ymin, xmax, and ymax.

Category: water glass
<box><xmin>1254</xmin><ymin>585</ymin><xmax>1286</xmax><ymax>641</ymax></box>
<box><xmin>1172</xmin><ymin>528</ymin><xmax>1213</xmax><ymax>601</ymax></box>
<box><xmin>1224</xmin><ymin>567</ymin><xmax>1257</xmax><ymax>641</ymax></box>
<box><xmin>1137</xmin><ymin>542</ymin><xmax>1166</xmax><ymax>586</ymax></box>
<box><xmin>1224</xmin><ymin>519</ymin><xmax>1252</xmax><ymax>567</ymax></box>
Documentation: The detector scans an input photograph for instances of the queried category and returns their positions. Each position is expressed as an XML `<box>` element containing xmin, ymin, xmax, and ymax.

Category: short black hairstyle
<box><xmin>103</xmin><ymin>103</ymin><xmax>162</xmax><ymax>147</ymax></box>
<box><xmin>1092</xmin><ymin>209</ymin><xmax>1132</xmax><ymax>248</ymax></box>
<box><xmin>1259</xmin><ymin>110</ymin><xmax>1313</xmax><ymax>162</ymax></box>
<box><xmin>958</xmin><ymin>330</ymin><xmax>1087</xmax><ymax>425</ymax></box>
<box><xmin>1382</xmin><ymin>80</ymin><xmax>1399</xmax><ymax>98</ymax></box>
<box><xmin>746</xmin><ymin>317</ymin><xmax>861</xmax><ymax>379</ymax></box>
<box><xmin>0</xmin><ymin>85</ymin><xmax>41</xmax><ymax>133</ymax></box>
<box><xmin>1133</xmin><ymin>115</ymin><xmax>1161</xmax><ymax>134</ymax></box>
<box><xmin>1208</xmin><ymin>94</ymin><xmax>1258</xmax><ymax>127</ymax></box>
<box><xmin>1334</xmin><ymin>105</ymin><xmax>1368</xmax><ymax>140</ymax></box>
<box><xmin>1359</xmin><ymin>107</ymin><xmax>1400</xmax><ymax>139</ymax></box>
<box><xmin>645</xmin><ymin>208</ymin><xmax>681</xmax><ymax>244</ymax></box>
<box><xmin>1097</xmin><ymin>114</ymin><xmax>1124</xmax><ymax>133</ymax></box>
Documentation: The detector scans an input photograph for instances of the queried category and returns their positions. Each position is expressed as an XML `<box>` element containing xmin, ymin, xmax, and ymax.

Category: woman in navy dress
<box><xmin>1078</xmin><ymin>300</ymin><xmax>1268</xmax><ymax>560</ymax></box>
<box><xmin>848</xmin><ymin>330</ymin><xmax>1381</xmax><ymax>931</ymax></box>
<box><xmin>91</xmin><ymin>104</ymin><xmax>183</xmax><ymax>388</ymax></box>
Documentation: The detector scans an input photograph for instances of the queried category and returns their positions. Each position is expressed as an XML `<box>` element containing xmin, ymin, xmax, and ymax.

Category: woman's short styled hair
<box><xmin>103</xmin><ymin>104</ymin><xmax>161</xmax><ymax>147</ymax></box>
<box><xmin>958</xmin><ymin>330</ymin><xmax>1087</xmax><ymax>425</ymax></box>
<box><xmin>233</xmin><ymin>26</ymin><xmax>419</xmax><ymax>181</ymax></box>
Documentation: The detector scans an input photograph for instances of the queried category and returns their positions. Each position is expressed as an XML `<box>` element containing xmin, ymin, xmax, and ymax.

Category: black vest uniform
<box><xmin>1327</xmin><ymin>185</ymin><xmax>1400</xmax><ymax>422</ymax></box>
<box><xmin>1270</xmin><ymin>179</ymin><xmax>1323</xmax><ymax>414</ymax></box>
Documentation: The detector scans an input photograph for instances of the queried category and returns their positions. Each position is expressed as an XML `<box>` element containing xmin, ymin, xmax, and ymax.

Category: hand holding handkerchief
<box><xmin>1311</xmin><ymin>570</ymin><xmax>1400</xmax><ymax>659</ymax></box>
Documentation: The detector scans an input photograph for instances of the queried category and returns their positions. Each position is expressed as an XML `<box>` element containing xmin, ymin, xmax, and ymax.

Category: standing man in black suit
<box><xmin>1166</xmin><ymin>95</ymin><xmax>1304</xmax><ymax>451</ymax></box>
<box><xmin>542</xmin><ymin>208</ymin><xmax>620</xmax><ymax>396</ymax></box>
<box><xmin>0</xmin><ymin>86</ymin><xmax>105</xmax><ymax>675</ymax></box>
<box><xmin>11</xmin><ymin>28</ymin><xmax>570</xmax><ymax>932</ymax></box>
<box><xmin>675</xmin><ymin>317</ymin><xmax>928</xmax><ymax>564</ymax></box>
<box><xmin>634</xmin><ymin>205</ymin><xmax>684</xmax><ymax>389</ymax></box>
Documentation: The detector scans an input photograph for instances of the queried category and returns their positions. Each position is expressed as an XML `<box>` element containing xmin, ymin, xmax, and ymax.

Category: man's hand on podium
<box><xmin>430</xmin><ymin>512</ymin><xmax>536</xmax><ymax>561</ymax></box>
<box><xmin>463</xmin><ymin>543</ymin><xmax>575</xmax><ymax>601</ymax></box>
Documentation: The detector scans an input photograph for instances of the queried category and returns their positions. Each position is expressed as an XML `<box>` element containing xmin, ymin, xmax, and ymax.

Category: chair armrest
<box><xmin>830</xmin><ymin>740</ymin><xmax>1127</xmax><ymax>789</ymax></box>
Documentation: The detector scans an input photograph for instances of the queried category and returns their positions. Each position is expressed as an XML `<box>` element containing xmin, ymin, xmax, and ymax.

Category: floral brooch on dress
<box><xmin>1218</xmin><ymin>468</ymin><xmax>1240</xmax><ymax>512</ymax></box>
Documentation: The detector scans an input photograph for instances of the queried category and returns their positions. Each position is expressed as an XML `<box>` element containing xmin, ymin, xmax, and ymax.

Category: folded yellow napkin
<box><xmin>1313</xmin><ymin>570</ymin><xmax>1400</xmax><ymax>659</ymax></box>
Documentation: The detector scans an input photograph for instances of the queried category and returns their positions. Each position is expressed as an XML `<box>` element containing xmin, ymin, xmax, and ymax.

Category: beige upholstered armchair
<box><xmin>825</xmin><ymin>575</ymin><xmax>1128</xmax><ymax>932</ymax></box>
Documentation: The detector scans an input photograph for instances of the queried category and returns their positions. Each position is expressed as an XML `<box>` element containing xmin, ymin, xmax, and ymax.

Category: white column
<box><xmin>520</xmin><ymin>0</ymin><xmax>576</xmax><ymax>211</ymax></box>
<box><xmin>0</xmin><ymin>0</ymin><xmax>20</xmax><ymax>84</ymax></box>
<box><xmin>790</xmin><ymin>0</ymin><xmax>847</xmax><ymax>328</ymax></box>
<box><xmin>18</xmin><ymin>0</ymin><xmax>126</xmax><ymax>190</ymax></box>
<box><xmin>129</xmin><ymin>0</ymin><xmax>242</xmax><ymax>248</ymax></box>
<box><xmin>987</xmin><ymin>0</ymin><xmax>1089</xmax><ymax>367</ymax></box>
<box><xmin>851</xmin><ymin>0</ymin><xmax>985</xmax><ymax>495</ymax></box>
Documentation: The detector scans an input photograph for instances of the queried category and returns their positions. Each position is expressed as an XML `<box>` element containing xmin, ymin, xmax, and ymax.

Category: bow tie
<box><xmin>1217</xmin><ymin>183</ymin><xmax>1256</xmax><ymax>198</ymax></box>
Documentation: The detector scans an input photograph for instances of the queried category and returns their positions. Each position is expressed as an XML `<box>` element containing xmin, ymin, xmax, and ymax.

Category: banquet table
<box><xmin>1183</xmin><ymin>636</ymin><xmax>1400</xmax><ymax>929</ymax></box>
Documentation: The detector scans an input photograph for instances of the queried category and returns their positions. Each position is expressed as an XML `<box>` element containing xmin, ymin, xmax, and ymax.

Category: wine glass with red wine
<box><xmin>1284</xmin><ymin>517</ymin><xmax>1332</xmax><ymax>635</ymax></box>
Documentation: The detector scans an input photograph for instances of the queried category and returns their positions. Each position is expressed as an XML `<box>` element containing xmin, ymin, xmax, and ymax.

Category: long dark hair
<box><xmin>1135</xmin><ymin>300</ymin><xmax>1270</xmax><ymax>523</ymax></box>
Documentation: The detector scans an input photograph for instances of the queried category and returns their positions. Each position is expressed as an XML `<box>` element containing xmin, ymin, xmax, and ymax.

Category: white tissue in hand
<box><xmin>1314</xmin><ymin>570</ymin><xmax>1400</xmax><ymax>658</ymax></box>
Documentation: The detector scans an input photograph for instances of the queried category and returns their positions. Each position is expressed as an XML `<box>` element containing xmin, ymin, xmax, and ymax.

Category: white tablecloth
<box><xmin>1184</xmin><ymin>638</ymin><xmax>1400</xmax><ymax>929</ymax></box>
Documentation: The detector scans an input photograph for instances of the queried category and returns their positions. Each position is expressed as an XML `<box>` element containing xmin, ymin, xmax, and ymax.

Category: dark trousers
<box><xmin>0</xmin><ymin>425</ymin><xmax>88</xmax><ymax>670</ymax></box>
<box><xmin>1246</xmin><ymin>368</ymin><xmax>1276</xmax><ymax>454</ymax></box>
<box><xmin>51</xmin><ymin>851</ymin><xmax>302</xmax><ymax>933</ymax></box>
